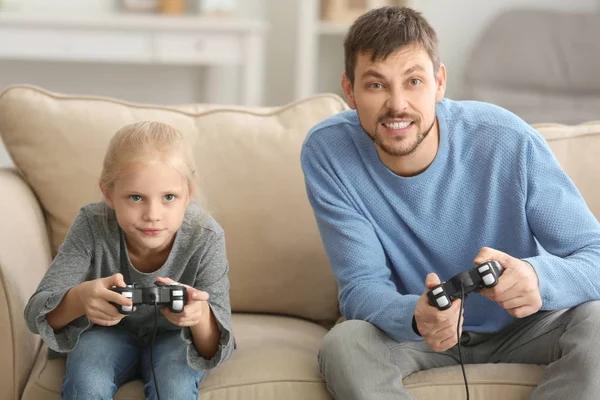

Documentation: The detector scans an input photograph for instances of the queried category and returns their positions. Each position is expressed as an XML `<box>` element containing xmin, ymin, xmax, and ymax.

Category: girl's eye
<box><xmin>164</xmin><ymin>194</ymin><xmax>176</xmax><ymax>202</ymax></box>
<box><xmin>129</xmin><ymin>195</ymin><xmax>142</xmax><ymax>202</ymax></box>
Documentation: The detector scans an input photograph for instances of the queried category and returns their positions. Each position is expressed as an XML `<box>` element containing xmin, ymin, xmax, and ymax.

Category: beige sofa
<box><xmin>0</xmin><ymin>85</ymin><xmax>598</xmax><ymax>400</ymax></box>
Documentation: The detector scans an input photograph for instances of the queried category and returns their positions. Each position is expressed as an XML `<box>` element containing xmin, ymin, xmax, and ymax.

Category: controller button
<box><xmin>432</xmin><ymin>287</ymin><xmax>443</xmax><ymax>295</ymax></box>
<box><xmin>436</xmin><ymin>296</ymin><xmax>449</xmax><ymax>308</ymax></box>
<box><xmin>121</xmin><ymin>292</ymin><xmax>133</xmax><ymax>298</ymax></box>
<box><xmin>478</xmin><ymin>264</ymin><xmax>491</xmax><ymax>273</ymax></box>
<box><xmin>173</xmin><ymin>290</ymin><xmax>184</xmax><ymax>297</ymax></box>
<box><xmin>122</xmin><ymin>305</ymin><xmax>133</xmax><ymax>312</ymax></box>
<box><xmin>172</xmin><ymin>300</ymin><xmax>184</xmax><ymax>311</ymax></box>
<box><xmin>482</xmin><ymin>274</ymin><xmax>496</xmax><ymax>286</ymax></box>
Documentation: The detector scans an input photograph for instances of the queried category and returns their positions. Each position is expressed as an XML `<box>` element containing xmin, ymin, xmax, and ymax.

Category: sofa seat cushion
<box><xmin>21</xmin><ymin>311</ymin><xmax>546</xmax><ymax>400</ymax></box>
<box><xmin>20</xmin><ymin>313</ymin><xmax>332</xmax><ymax>400</ymax></box>
<box><xmin>405</xmin><ymin>363</ymin><xmax>545</xmax><ymax>399</ymax></box>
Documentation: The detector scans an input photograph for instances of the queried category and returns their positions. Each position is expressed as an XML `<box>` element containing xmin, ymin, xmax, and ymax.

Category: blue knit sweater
<box><xmin>301</xmin><ymin>98</ymin><xmax>600</xmax><ymax>342</ymax></box>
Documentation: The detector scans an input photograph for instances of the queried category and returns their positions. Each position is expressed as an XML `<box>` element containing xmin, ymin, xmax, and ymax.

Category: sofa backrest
<box><xmin>0</xmin><ymin>86</ymin><xmax>598</xmax><ymax>328</ymax></box>
<box><xmin>0</xmin><ymin>85</ymin><xmax>348</xmax><ymax>326</ymax></box>
<box><xmin>534</xmin><ymin>121</ymin><xmax>600</xmax><ymax>220</ymax></box>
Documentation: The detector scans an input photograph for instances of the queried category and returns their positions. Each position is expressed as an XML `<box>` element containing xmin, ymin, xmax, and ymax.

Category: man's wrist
<box><xmin>412</xmin><ymin>315</ymin><xmax>421</xmax><ymax>337</ymax></box>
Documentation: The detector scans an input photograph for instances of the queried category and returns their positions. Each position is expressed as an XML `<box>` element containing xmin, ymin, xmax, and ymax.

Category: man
<box><xmin>300</xmin><ymin>6</ymin><xmax>600</xmax><ymax>400</ymax></box>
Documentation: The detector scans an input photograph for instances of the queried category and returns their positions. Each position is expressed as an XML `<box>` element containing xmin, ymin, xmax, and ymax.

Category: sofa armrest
<box><xmin>0</xmin><ymin>168</ymin><xmax>52</xmax><ymax>400</ymax></box>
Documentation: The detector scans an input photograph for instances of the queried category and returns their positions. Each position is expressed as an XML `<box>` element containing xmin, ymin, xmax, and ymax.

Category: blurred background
<box><xmin>1</xmin><ymin>0</ymin><xmax>600</xmax><ymax>167</ymax></box>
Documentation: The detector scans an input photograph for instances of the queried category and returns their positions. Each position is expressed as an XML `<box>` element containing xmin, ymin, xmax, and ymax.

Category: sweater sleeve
<box><xmin>301</xmin><ymin>140</ymin><xmax>422</xmax><ymax>343</ymax></box>
<box><xmin>521</xmin><ymin>129</ymin><xmax>600</xmax><ymax>310</ymax></box>
<box><xmin>181</xmin><ymin>231</ymin><xmax>235</xmax><ymax>370</ymax></box>
<box><xmin>23</xmin><ymin>209</ymin><xmax>93</xmax><ymax>352</ymax></box>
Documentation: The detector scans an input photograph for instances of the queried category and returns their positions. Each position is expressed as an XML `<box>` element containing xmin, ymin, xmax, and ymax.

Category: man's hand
<box><xmin>414</xmin><ymin>273</ymin><xmax>464</xmax><ymax>352</ymax></box>
<box><xmin>476</xmin><ymin>247</ymin><xmax>542</xmax><ymax>318</ymax></box>
<box><xmin>156</xmin><ymin>277</ymin><xmax>211</xmax><ymax>327</ymax></box>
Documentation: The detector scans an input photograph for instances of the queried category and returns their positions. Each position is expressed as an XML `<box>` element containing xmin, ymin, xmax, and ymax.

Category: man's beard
<box><xmin>362</xmin><ymin>112</ymin><xmax>436</xmax><ymax>157</ymax></box>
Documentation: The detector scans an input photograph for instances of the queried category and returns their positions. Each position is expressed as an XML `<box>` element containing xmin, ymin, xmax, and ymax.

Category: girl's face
<box><xmin>102</xmin><ymin>161</ymin><xmax>191</xmax><ymax>256</ymax></box>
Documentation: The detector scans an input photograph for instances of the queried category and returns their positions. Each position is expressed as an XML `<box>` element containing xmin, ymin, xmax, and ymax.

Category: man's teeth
<box><xmin>384</xmin><ymin>121</ymin><xmax>411</xmax><ymax>129</ymax></box>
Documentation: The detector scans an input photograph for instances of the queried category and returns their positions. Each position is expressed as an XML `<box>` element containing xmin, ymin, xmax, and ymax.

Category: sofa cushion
<box><xmin>0</xmin><ymin>85</ymin><xmax>348</xmax><ymax>325</ymax></box>
<box><xmin>21</xmin><ymin>312</ymin><xmax>546</xmax><ymax>400</ymax></box>
<box><xmin>404</xmin><ymin>363</ymin><xmax>545</xmax><ymax>399</ymax></box>
<box><xmin>534</xmin><ymin>121</ymin><xmax>600</xmax><ymax>220</ymax></box>
<box><xmin>20</xmin><ymin>314</ymin><xmax>332</xmax><ymax>400</ymax></box>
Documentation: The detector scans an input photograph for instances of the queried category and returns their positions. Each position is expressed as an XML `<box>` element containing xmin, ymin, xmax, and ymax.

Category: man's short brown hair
<box><xmin>344</xmin><ymin>6</ymin><xmax>440</xmax><ymax>86</ymax></box>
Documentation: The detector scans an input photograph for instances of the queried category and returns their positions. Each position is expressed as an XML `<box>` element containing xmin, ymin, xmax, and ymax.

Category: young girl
<box><xmin>24</xmin><ymin>121</ymin><xmax>234</xmax><ymax>400</ymax></box>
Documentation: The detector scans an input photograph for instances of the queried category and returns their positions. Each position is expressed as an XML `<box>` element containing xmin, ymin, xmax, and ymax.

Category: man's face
<box><xmin>342</xmin><ymin>45</ymin><xmax>446</xmax><ymax>167</ymax></box>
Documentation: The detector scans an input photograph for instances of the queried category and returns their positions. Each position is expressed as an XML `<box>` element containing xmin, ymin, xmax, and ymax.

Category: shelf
<box><xmin>0</xmin><ymin>11</ymin><xmax>268</xmax><ymax>33</ymax></box>
<box><xmin>0</xmin><ymin>10</ymin><xmax>268</xmax><ymax>106</ymax></box>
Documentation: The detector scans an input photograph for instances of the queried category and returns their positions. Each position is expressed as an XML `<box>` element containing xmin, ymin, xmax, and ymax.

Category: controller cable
<box><xmin>457</xmin><ymin>283</ymin><xmax>469</xmax><ymax>400</ymax></box>
<box><xmin>149</xmin><ymin>293</ymin><xmax>161</xmax><ymax>400</ymax></box>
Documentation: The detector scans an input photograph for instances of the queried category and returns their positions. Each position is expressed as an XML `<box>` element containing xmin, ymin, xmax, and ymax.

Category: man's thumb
<box><xmin>425</xmin><ymin>273</ymin><xmax>441</xmax><ymax>289</ymax></box>
<box><xmin>106</xmin><ymin>273</ymin><xmax>126</xmax><ymax>288</ymax></box>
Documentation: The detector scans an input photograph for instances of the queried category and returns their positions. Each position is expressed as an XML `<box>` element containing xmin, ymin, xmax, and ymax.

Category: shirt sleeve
<box><xmin>23</xmin><ymin>209</ymin><xmax>94</xmax><ymax>352</ymax></box>
<box><xmin>301</xmin><ymin>137</ymin><xmax>422</xmax><ymax>343</ymax></box>
<box><xmin>520</xmin><ymin>129</ymin><xmax>600</xmax><ymax>310</ymax></box>
<box><xmin>181</xmin><ymin>231</ymin><xmax>235</xmax><ymax>370</ymax></box>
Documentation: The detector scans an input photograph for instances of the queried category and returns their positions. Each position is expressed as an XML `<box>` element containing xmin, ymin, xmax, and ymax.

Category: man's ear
<box><xmin>341</xmin><ymin>72</ymin><xmax>357</xmax><ymax>109</ymax></box>
<box><xmin>435</xmin><ymin>63</ymin><xmax>447</xmax><ymax>102</ymax></box>
<box><xmin>99</xmin><ymin>182</ymin><xmax>115</xmax><ymax>209</ymax></box>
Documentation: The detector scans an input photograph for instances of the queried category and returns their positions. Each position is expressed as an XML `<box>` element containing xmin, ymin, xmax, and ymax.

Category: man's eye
<box><xmin>164</xmin><ymin>194</ymin><xmax>176</xmax><ymax>202</ymax></box>
<box><xmin>410</xmin><ymin>78</ymin><xmax>422</xmax><ymax>86</ymax></box>
<box><xmin>129</xmin><ymin>195</ymin><xmax>142</xmax><ymax>202</ymax></box>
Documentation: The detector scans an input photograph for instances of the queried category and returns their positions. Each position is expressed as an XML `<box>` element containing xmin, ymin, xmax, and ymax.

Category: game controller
<box><xmin>110</xmin><ymin>282</ymin><xmax>187</xmax><ymax>315</ymax></box>
<box><xmin>427</xmin><ymin>260</ymin><xmax>503</xmax><ymax>311</ymax></box>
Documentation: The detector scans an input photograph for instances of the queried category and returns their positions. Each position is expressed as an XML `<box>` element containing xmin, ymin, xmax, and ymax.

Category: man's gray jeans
<box><xmin>318</xmin><ymin>300</ymin><xmax>600</xmax><ymax>400</ymax></box>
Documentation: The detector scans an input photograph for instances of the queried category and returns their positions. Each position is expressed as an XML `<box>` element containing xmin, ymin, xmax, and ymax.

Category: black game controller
<box><xmin>427</xmin><ymin>260</ymin><xmax>503</xmax><ymax>311</ymax></box>
<box><xmin>110</xmin><ymin>283</ymin><xmax>187</xmax><ymax>315</ymax></box>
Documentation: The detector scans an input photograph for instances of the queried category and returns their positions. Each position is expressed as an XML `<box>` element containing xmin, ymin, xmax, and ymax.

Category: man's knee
<box><xmin>319</xmin><ymin>320</ymin><xmax>386</xmax><ymax>365</ymax></box>
<box><xmin>569</xmin><ymin>300</ymin><xmax>600</xmax><ymax>330</ymax></box>
<box><xmin>564</xmin><ymin>300</ymin><xmax>600</xmax><ymax>346</ymax></box>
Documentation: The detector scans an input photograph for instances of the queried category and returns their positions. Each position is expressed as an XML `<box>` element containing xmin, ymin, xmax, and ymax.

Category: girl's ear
<box><xmin>99</xmin><ymin>182</ymin><xmax>115</xmax><ymax>209</ymax></box>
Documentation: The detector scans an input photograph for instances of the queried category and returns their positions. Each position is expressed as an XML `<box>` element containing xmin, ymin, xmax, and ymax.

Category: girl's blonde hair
<box><xmin>100</xmin><ymin>121</ymin><xmax>199</xmax><ymax>197</ymax></box>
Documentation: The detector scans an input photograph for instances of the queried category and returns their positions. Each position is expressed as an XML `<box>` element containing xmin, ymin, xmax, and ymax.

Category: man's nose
<box><xmin>386</xmin><ymin>90</ymin><xmax>409</xmax><ymax>112</ymax></box>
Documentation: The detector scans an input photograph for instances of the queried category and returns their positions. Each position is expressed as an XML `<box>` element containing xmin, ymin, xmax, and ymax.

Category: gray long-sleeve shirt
<box><xmin>24</xmin><ymin>201</ymin><xmax>234</xmax><ymax>371</ymax></box>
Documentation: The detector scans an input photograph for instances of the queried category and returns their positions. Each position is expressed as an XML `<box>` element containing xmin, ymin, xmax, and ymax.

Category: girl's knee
<box><xmin>146</xmin><ymin>369</ymin><xmax>205</xmax><ymax>400</ymax></box>
<box><xmin>62</xmin><ymin>370</ymin><xmax>116</xmax><ymax>399</ymax></box>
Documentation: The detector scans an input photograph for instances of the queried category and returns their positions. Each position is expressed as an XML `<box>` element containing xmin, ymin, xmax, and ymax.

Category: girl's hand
<box><xmin>77</xmin><ymin>273</ymin><xmax>133</xmax><ymax>326</ymax></box>
<box><xmin>155</xmin><ymin>277</ymin><xmax>210</xmax><ymax>327</ymax></box>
